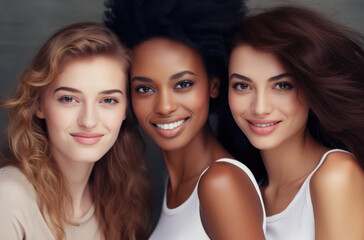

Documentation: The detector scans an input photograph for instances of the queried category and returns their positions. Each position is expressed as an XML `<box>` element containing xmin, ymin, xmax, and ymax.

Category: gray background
<box><xmin>1</xmin><ymin>0</ymin><xmax>363</xmax><ymax>228</ymax></box>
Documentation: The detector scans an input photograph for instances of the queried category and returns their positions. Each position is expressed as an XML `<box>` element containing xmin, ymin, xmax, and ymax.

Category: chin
<box><xmin>247</xmin><ymin>138</ymin><xmax>278</xmax><ymax>151</ymax></box>
<box><xmin>75</xmin><ymin>152</ymin><xmax>107</xmax><ymax>163</ymax></box>
<box><xmin>155</xmin><ymin>139</ymin><xmax>189</xmax><ymax>152</ymax></box>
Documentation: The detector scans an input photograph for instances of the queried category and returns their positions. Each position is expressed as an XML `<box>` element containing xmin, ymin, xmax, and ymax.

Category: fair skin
<box><xmin>229</xmin><ymin>44</ymin><xmax>364</xmax><ymax>239</ymax></box>
<box><xmin>131</xmin><ymin>38</ymin><xmax>265</xmax><ymax>239</ymax></box>
<box><xmin>36</xmin><ymin>55</ymin><xmax>127</xmax><ymax>219</ymax></box>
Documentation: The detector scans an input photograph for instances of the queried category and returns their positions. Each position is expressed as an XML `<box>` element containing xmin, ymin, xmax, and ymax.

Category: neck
<box><xmin>56</xmin><ymin>158</ymin><xmax>95</xmax><ymax>219</ymax></box>
<box><xmin>162</xmin><ymin>124</ymin><xmax>230</xmax><ymax>191</ymax></box>
<box><xmin>261</xmin><ymin>130</ymin><xmax>326</xmax><ymax>187</ymax></box>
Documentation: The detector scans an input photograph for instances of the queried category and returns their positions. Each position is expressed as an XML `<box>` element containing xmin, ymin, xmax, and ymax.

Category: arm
<box><xmin>310</xmin><ymin>152</ymin><xmax>364</xmax><ymax>240</ymax></box>
<box><xmin>198</xmin><ymin>161</ymin><xmax>265</xmax><ymax>240</ymax></box>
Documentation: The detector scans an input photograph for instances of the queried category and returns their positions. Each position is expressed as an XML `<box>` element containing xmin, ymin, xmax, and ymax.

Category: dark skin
<box><xmin>163</xmin><ymin>126</ymin><xmax>227</xmax><ymax>208</ymax></box>
<box><xmin>131</xmin><ymin>37</ymin><xmax>265</xmax><ymax>239</ymax></box>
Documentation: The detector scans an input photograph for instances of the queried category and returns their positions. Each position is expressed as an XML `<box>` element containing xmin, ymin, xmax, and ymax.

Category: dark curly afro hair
<box><xmin>103</xmin><ymin>0</ymin><xmax>246</xmax><ymax>81</ymax></box>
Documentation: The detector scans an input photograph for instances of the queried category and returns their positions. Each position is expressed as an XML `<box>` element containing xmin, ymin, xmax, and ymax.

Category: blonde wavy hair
<box><xmin>0</xmin><ymin>22</ymin><xmax>151</xmax><ymax>240</ymax></box>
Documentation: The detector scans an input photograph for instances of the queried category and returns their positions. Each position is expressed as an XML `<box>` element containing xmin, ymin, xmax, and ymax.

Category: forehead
<box><xmin>229</xmin><ymin>44</ymin><xmax>287</xmax><ymax>78</ymax></box>
<box><xmin>131</xmin><ymin>38</ymin><xmax>206</xmax><ymax>78</ymax></box>
<box><xmin>51</xmin><ymin>56</ymin><xmax>127</xmax><ymax>90</ymax></box>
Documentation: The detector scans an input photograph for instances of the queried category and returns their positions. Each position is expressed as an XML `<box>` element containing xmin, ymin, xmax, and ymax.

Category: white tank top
<box><xmin>149</xmin><ymin>158</ymin><xmax>266</xmax><ymax>240</ymax></box>
<box><xmin>265</xmin><ymin>149</ymin><xmax>348</xmax><ymax>240</ymax></box>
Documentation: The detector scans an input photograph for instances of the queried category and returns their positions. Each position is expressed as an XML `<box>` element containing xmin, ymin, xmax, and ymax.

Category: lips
<box><xmin>247</xmin><ymin>120</ymin><xmax>281</xmax><ymax>135</ymax></box>
<box><xmin>151</xmin><ymin>117</ymin><xmax>189</xmax><ymax>138</ymax></box>
<box><xmin>155</xmin><ymin>119</ymin><xmax>186</xmax><ymax>130</ymax></box>
<box><xmin>70</xmin><ymin>132</ymin><xmax>104</xmax><ymax>145</ymax></box>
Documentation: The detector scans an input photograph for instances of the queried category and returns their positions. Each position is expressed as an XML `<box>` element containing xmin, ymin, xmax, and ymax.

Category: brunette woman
<box><xmin>228</xmin><ymin>6</ymin><xmax>364</xmax><ymax>240</ymax></box>
<box><xmin>104</xmin><ymin>0</ymin><xmax>266</xmax><ymax>239</ymax></box>
<box><xmin>0</xmin><ymin>22</ymin><xmax>150</xmax><ymax>240</ymax></box>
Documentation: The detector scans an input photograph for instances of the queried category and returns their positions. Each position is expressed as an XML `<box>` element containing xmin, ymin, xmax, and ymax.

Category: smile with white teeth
<box><xmin>156</xmin><ymin>119</ymin><xmax>185</xmax><ymax>130</ymax></box>
<box><xmin>251</xmin><ymin>121</ymin><xmax>280</xmax><ymax>128</ymax></box>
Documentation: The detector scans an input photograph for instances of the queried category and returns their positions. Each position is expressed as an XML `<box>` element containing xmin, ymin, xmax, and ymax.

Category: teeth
<box><xmin>252</xmin><ymin>122</ymin><xmax>278</xmax><ymax>128</ymax></box>
<box><xmin>156</xmin><ymin>120</ymin><xmax>185</xmax><ymax>130</ymax></box>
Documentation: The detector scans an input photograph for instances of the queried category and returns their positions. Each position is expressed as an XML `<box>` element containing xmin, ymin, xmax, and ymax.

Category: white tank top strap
<box><xmin>264</xmin><ymin>149</ymin><xmax>351</xmax><ymax>240</ymax></box>
<box><xmin>307</xmin><ymin>149</ymin><xmax>350</xmax><ymax>179</ymax></box>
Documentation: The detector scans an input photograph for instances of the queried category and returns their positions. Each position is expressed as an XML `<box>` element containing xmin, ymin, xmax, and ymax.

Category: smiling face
<box><xmin>228</xmin><ymin>45</ymin><xmax>309</xmax><ymax>151</ymax></box>
<box><xmin>36</xmin><ymin>56</ymin><xmax>127</xmax><ymax>165</ymax></box>
<box><xmin>130</xmin><ymin>38</ymin><xmax>218</xmax><ymax>151</ymax></box>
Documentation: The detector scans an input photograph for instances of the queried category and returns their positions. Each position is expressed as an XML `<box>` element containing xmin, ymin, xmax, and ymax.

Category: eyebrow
<box><xmin>54</xmin><ymin>87</ymin><xmax>123</xmax><ymax>95</ymax></box>
<box><xmin>131</xmin><ymin>76</ymin><xmax>152</xmax><ymax>83</ymax></box>
<box><xmin>170</xmin><ymin>71</ymin><xmax>197</xmax><ymax>80</ymax></box>
<box><xmin>54</xmin><ymin>87</ymin><xmax>81</xmax><ymax>93</ymax></box>
<box><xmin>100</xmin><ymin>89</ymin><xmax>123</xmax><ymax>95</ymax></box>
<box><xmin>230</xmin><ymin>73</ymin><xmax>291</xmax><ymax>82</ymax></box>
<box><xmin>131</xmin><ymin>70</ymin><xmax>197</xmax><ymax>83</ymax></box>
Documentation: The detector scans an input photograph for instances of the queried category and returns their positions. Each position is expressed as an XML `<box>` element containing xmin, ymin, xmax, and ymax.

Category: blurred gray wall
<box><xmin>0</xmin><ymin>0</ymin><xmax>363</xmax><ymax>229</ymax></box>
<box><xmin>247</xmin><ymin>0</ymin><xmax>363</xmax><ymax>32</ymax></box>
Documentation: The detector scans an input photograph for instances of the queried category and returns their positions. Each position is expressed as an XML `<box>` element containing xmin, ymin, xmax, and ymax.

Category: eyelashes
<box><xmin>175</xmin><ymin>80</ymin><xmax>194</xmax><ymax>89</ymax></box>
<box><xmin>134</xmin><ymin>80</ymin><xmax>195</xmax><ymax>94</ymax></box>
<box><xmin>100</xmin><ymin>98</ymin><xmax>119</xmax><ymax>104</ymax></box>
<box><xmin>231</xmin><ymin>81</ymin><xmax>294</xmax><ymax>91</ymax></box>
<box><xmin>135</xmin><ymin>85</ymin><xmax>154</xmax><ymax>93</ymax></box>
<box><xmin>274</xmin><ymin>82</ymin><xmax>293</xmax><ymax>90</ymax></box>
<box><xmin>57</xmin><ymin>96</ymin><xmax>120</xmax><ymax>105</ymax></box>
<box><xmin>58</xmin><ymin>96</ymin><xmax>77</xmax><ymax>103</ymax></box>
<box><xmin>232</xmin><ymin>82</ymin><xmax>251</xmax><ymax>91</ymax></box>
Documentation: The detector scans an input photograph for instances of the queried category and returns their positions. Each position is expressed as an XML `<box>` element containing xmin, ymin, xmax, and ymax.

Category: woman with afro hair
<box><xmin>104</xmin><ymin>0</ymin><xmax>266</xmax><ymax>239</ymax></box>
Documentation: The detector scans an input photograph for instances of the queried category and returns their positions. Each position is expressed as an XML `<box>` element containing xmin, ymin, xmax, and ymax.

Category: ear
<box><xmin>35</xmin><ymin>106</ymin><xmax>45</xmax><ymax>119</ymax></box>
<box><xmin>209</xmin><ymin>77</ymin><xmax>220</xmax><ymax>99</ymax></box>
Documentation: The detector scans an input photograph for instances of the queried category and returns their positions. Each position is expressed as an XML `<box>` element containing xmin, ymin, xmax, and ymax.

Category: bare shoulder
<box><xmin>310</xmin><ymin>152</ymin><xmax>364</xmax><ymax>239</ymax></box>
<box><xmin>311</xmin><ymin>151</ymin><xmax>364</xmax><ymax>193</ymax></box>
<box><xmin>198</xmin><ymin>160</ymin><xmax>265</xmax><ymax>239</ymax></box>
<box><xmin>198</xmin><ymin>160</ymin><xmax>258</xmax><ymax>198</ymax></box>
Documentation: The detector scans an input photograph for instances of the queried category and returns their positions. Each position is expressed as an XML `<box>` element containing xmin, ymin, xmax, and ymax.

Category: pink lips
<box><xmin>247</xmin><ymin>120</ymin><xmax>281</xmax><ymax>135</ymax></box>
<box><xmin>70</xmin><ymin>133</ymin><xmax>104</xmax><ymax>145</ymax></box>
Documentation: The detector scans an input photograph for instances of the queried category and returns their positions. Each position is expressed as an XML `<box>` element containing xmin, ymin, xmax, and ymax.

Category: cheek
<box><xmin>103</xmin><ymin>106</ymin><xmax>128</xmax><ymax>130</ymax></box>
<box><xmin>195</xmin><ymin>81</ymin><xmax>210</xmax><ymax>104</ymax></box>
<box><xmin>228</xmin><ymin>92</ymin><xmax>247</xmax><ymax>116</ymax></box>
<box><xmin>131</xmin><ymin>93</ymin><xmax>148</xmax><ymax>122</ymax></box>
<box><xmin>279</xmin><ymin>93</ymin><xmax>309</xmax><ymax>122</ymax></box>
<box><xmin>42</xmin><ymin>105</ymin><xmax>74</xmax><ymax>131</ymax></box>
<box><xmin>108</xmin><ymin>112</ymin><xmax>126</xmax><ymax>130</ymax></box>
<box><xmin>181</xmin><ymin>86</ymin><xmax>210</xmax><ymax>115</ymax></box>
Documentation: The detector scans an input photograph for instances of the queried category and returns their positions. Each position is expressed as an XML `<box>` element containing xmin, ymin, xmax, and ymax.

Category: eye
<box><xmin>232</xmin><ymin>82</ymin><xmax>251</xmax><ymax>91</ymax></box>
<box><xmin>101</xmin><ymin>98</ymin><xmax>119</xmax><ymax>104</ymax></box>
<box><xmin>58</xmin><ymin>96</ymin><xmax>77</xmax><ymax>103</ymax></box>
<box><xmin>135</xmin><ymin>85</ymin><xmax>154</xmax><ymax>93</ymax></box>
<box><xmin>175</xmin><ymin>80</ymin><xmax>194</xmax><ymax>89</ymax></box>
<box><xmin>274</xmin><ymin>82</ymin><xmax>293</xmax><ymax>90</ymax></box>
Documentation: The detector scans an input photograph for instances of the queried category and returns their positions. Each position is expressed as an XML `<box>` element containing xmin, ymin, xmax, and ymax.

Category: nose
<box><xmin>154</xmin><ymin>89</ymin><xmax>178</xmax><ymax>116</ymax></box>
<box><xmin>77</xmin><ymin>103</ymin><xmax>98</xmax><ymax>129</ymax></box>
<box><xmin>251</xmin><ymin>90</ymin><xmax>273</xmax><ymax>116</ymax></box>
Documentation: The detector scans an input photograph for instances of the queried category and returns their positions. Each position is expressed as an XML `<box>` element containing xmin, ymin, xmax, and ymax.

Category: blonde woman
<box><xmin>0</xmin><ymin>22</ymin><xmax>150</xmax><ymax>240</ymax></box>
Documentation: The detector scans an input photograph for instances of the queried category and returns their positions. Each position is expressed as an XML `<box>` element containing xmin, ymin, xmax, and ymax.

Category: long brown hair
<box><xmin>0</xmin><ymin>22</ymin><xmax>151</xmax><ymax>239</ymax></box>
<box><xmin>230</xmin><ymin>6</ymin><xmax>364</xmax><ymax>167</ymax></box>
